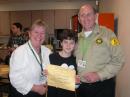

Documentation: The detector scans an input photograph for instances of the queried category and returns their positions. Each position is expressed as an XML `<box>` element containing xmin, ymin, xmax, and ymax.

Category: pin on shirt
<box><xmin>111</xmin><ymin>37</ymin><xmax>120</xmax><ymax>46</ymax></box>
<box><xmin>96</xmin><ymin>38</ymin><xmax>103</xmax><ymax>45</ymax></box>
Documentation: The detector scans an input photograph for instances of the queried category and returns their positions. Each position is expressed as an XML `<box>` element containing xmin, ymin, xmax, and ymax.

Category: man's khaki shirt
<box><xmin>75</xmin><ymin>24</ymin><xmax>125</xmax><ymax>82</ymax></box>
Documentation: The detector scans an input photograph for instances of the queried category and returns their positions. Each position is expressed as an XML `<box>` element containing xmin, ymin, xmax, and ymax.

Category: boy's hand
<box><xmin>75</xmin><ymin>75</ymin><xmax>80</xmax><ymax>84</ymax></box>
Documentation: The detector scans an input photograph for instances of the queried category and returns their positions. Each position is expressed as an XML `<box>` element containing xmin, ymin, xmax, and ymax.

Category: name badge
<box><xmin>39</xmin><ymin>74</ymin><xmax>43</xmax><ymax>81</ymax></box>
<box><xmin>77</xmin><ymin>60</ymin><xmax>86</xmax><ymax>68</ymax></box>
<box><xmin>39</xmin><ymin>73</ymin><xmax>47</xmax><ymax>83</ymax></box>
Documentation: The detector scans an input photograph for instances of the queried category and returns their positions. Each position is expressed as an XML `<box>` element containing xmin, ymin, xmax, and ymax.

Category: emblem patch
<box><xmin>111</xmin><ymin>38</ymin><xmax>120</xmax><ymax>46</ymax></box>
<box><xmin>96</xmin><ymin>38</ymin><xmax>103</xmax><ymax>44</ymax></box>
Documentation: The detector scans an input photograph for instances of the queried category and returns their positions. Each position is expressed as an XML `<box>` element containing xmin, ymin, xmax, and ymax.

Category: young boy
<box><xmin>47</xmin><ymin>29</ymin><xmax>78</xmax><ymax>97</ymax></box>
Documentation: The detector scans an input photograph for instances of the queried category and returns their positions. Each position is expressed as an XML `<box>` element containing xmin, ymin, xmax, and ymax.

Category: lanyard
<box><xmin>79</xmin><ymin>32</ymin><xmax>95</xmax><ymax>60</ymax></box>
<box><xmin>28</xmin><ymin>42</ymin><xmax>43</xmax><ymax>72</ymax></box>
<box><xmin>79</xmin><ymin>37</ymin><xmax>91</xmax><ymax>60</ymax></box>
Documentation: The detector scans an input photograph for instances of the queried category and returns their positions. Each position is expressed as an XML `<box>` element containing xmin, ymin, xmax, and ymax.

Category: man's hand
<box><xmin>83</xmin><ymin>72</ymin><xmax>100</xmax><ymax>83</ymax></box>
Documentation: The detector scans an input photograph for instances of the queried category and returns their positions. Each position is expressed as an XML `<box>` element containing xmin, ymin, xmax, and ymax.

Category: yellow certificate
<box><xmin>47</xmin><ymin>64</ymin><xmax>76</xmax><ymax>91</ymax></box>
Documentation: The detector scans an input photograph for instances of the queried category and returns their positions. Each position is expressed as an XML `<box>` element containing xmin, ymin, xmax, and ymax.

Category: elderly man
<box><xmin>75</xmin><ymin>4</ymin><xmax>124</xmax><ymax>97</ymax></box>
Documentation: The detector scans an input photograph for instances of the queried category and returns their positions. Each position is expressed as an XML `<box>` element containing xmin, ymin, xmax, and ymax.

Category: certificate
<box><xmin>47</xmin><ymin>64</ymin><xmax>76</xmax><ymax>91</ymax></box>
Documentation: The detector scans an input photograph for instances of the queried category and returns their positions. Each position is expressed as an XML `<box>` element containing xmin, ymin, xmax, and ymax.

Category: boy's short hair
<box><xmin>60</xmin><ymin>29</ymin><xmax>78</xmax><ymax>43</ymax></box>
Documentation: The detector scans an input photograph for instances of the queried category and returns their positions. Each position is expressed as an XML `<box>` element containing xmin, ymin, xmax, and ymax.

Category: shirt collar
<box><xmin>84</xmin><ymin>31</ymin><xmax>92</xmax><ymax>37</ymax></box>
<box><xmin>78</xmin><ymin>24</ymin><xmax>100</xmax><ymax>38</ymax></box>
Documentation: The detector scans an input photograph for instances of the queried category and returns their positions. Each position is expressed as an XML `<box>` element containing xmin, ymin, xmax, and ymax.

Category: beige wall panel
<box><xmin>0</xmin><ymin>11</ymin><xmax>10</xmax><ymax>35</ymax></box>
<box><xmin>54</xmin><ymin>9</ymin><xmax>78</xmax><ymax>29</ymax></box>
<box><xmin>66</xmin><ymin>9</ymin><xmax>78</xmax><ymax>29</ymax></box>
<box><xmin>42</xmin><ymin>10</ymin><xmax>55</xmax><ymax>35</ymax></box>
<box><xmin>10</xmin><ymin>11</ymin><xmax>31</xmax><ymax>29</ymax></box>
<box><xmin>31</xmin><ymin>10</ymin><xmax>43</xmax><ymax>24</ymax></box>
<box><xmin>54</xmin><ymin>9</ymin><xmax>68</xmax><ymax>29</ymax></box>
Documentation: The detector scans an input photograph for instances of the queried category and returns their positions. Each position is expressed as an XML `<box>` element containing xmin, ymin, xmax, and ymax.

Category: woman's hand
<box><xmin>42</xmin><ymin>69</ymin><xmax>48</xmax><ymax>77</ymax></box>
<box><xmin>31</xmin><ymin>84</ymin><xmax>48</xmax><ymax>95</ymax></box>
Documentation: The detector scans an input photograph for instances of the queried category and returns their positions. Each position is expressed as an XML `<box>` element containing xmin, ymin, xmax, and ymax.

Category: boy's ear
<box><xmin>60</xmin><ymin>41</ymin><xmax>62</xmax><ymax>47</ymax></box>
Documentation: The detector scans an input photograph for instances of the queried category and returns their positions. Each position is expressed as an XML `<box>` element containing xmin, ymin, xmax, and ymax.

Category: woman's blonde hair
<box><xmin>31</xmin><ymin>19</ymin><xmax>48</xmax><ymax>31</ymax></box>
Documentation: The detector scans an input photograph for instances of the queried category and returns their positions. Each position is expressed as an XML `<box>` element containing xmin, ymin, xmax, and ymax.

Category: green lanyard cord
<box><xmin>28</xmin><ymin>42</ymin><xmax>43</xmax><ymax>72</ymax></box>
<box><xmin>79</xmin><ymin>37</ymin><xmax>92</xmax><ymax>60</ymax></box>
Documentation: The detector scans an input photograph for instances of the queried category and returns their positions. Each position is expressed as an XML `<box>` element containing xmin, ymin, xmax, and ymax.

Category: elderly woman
<box><xmin>9</xmin><ymin>20</ymin><xmax>51</xmax><ymax>97</ymax></box>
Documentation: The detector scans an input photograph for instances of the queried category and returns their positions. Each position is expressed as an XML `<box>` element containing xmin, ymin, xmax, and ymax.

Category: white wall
<box><xmin>0</xmin><ymin>1</ymin><xmax>95</xmax><ymax>11</ymax></box>
<box><xmin>100</xmin><ymin>0</ymin><xmax>130</xmax><ymax>97</ymax></box>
